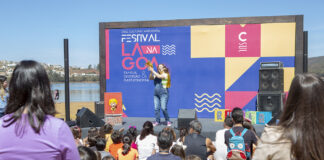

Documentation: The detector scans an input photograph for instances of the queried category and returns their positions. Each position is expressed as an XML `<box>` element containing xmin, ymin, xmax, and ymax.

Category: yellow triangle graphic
<box><xmin>225</xmin><ymin>57</ymin><xmax>259</xmax><ymax>91</ymax></box>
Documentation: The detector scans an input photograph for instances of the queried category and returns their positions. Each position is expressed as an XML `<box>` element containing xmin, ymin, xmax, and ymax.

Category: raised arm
<box><xmin>148</xmin><ymin>67</ymin><xmax>167</xmax><ymax>79</ymax></box>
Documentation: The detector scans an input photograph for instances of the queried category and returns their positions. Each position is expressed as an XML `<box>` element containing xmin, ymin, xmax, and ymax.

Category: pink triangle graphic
<box><xmin>225</xmin><ymin>91</ymin><xmax>258</xmax><ymax>110</ymax></box>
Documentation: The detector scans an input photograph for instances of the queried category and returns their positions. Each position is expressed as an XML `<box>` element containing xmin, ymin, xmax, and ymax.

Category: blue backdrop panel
<box><xmin>106</xmin><ymin>26</ymin><xmax>224</xmax><ymax>118</ymax></box>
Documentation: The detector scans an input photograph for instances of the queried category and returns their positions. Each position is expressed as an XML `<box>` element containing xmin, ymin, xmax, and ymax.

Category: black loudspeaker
<box><xmin>178</xmin><ymin>109</ymin><xmax>197</xmax><ymax>129</ymax></box>
<box><xmin>257</xmin><ymin>92</ymin><xmax>285</xmax><ymax>117</ymax></box>
<box><xmin>259</xmin><ymin>69</ymin><xmax>284</xmax><ymax>92</ymax></box>
<box><xmin>95</xmin><ymin>101</ymin><xmax>105</xmax><ymax>119</ymax></box>
<box><xmin>76</xmin><ymin>107</ymin><xmax>105</xmax><ymax>128</ymax></box>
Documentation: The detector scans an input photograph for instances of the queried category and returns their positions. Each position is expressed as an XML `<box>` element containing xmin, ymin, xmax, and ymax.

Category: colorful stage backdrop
<box><xmin>101</xmin><ymin>17</ymin><xmax>304</xmax><ymax>118</ymax></box>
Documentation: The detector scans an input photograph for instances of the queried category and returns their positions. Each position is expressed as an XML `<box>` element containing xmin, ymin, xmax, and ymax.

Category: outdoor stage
<box><xmin>80</xmin><ymin>117</ymin><xmax>266</xmax><ymax>141</ymax></box>
<box><xmin>94</xmin><ymin>16</ymin><xmax>305</xmax><ymax>141</ymax></box>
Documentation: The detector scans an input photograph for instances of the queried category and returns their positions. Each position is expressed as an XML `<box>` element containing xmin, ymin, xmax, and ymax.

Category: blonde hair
<box><xmin>158</xmin><ymin>64</ymin><xmax>171</xmax><ymax>88</ymax></box>
<box><xmin>109</xmin><ymin>98</ymin><xmax>118</xmax><ymax>106</ymax></box>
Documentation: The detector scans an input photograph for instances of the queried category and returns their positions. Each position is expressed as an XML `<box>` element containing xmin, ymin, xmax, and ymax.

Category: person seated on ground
<box><xmin>136</xmin><ymin>121</ymin><xmax>158</xmax><ymax>160</ymax></box>
<box><xmin>147</xmin><ymin>131</ymin><xmax>181</xmax><ymax>160</ymax></box>
<box><xmin>214</xmin><ymin>116</ymin><xmax>233</xmax><ymax>160</ymax></box>
<box><xmin>162</xmin><ymin>126</ymin><xmax>177</xmax><ymax>147</ymax></box>
<box><xmin>225</xmin><ymin>107</ymin><xmax>257</xmax><ymax>160</ymax></box>
<box><xmin>185</xmin><ymin>155</ymin><xmax>202</xmax><ymax>160</ymax></box>
<box><xmin>117</xmin><ymin>134</ymin><xmax>139</xmax><ymax>160</ymax></box>
<box><xmin>94</xmin><ymin>151</ymin><xmax>101</xmax><ymax>160</ymax></box>
<box><xmin>96</xmin><ymin>137</ymin><xmax>112</xmax><ymax>158</ymax></box>
<box><xmin>183</xmin><ymin>120</ymin><xmax>216</xmax><ymax>160</ymax></box>
<box><xmin>102</xmin><ymin>155</ymin><xmax>115</xmax><ymax>160</ymax></box>
<box><xmin>99</xmin><ymin>123</ymin><xmax>114</xmax><ymax>152</ymax></box>
<box><xmin>84</xmin><ymin>127</ymin><xmax>99</xmax><ymax>147</ymax></box>
<box><xmin>175</xmin><ymin>128</ymin><xmax>188</xmax><ymax>149</ymax></box>
<box><xmin>170</xmin><ymin>144</ymin><xmax>185</xmax><ymax>160</ymax></box>
<box><xmin>0</xmin><ymin>60</ymin><xmax>79</xmax><ymax>159</ymax></box>
<box><xmin>243</xmin><ymin>118</ymin><xmax>258</xmax><ymax>138</ymax></box>
<box><xmin>127</xmin><ymin>125</ymin><xmax>138</xmax><ymax>150</ymax></box>
<box><xmin>253</xmin><ymin>73</ymin><xmax>324</xmax><ymax>160</ymax></box>
<box><xmin>78</xmin><ymin>146</ymin><xmax>97</xmax><ymax>160</ymax></box>
<box><xmin>72</xmin><ymin>126</ymin><xmax>84</xmax><ymax>146</ymax></box>
<box><xmin>243</xmin><ymin>118</ymin><xmax>259</xmax><ymax>158</ymax></box>
<box><xmin>88</xmin><ymin>133</ymin><xmax>99</xmax><ymax>151</ymax></box>
<box><xmin>109</xmin><ymin>130</ymin><xmax>123</xmax><ymax>159</ymax></box>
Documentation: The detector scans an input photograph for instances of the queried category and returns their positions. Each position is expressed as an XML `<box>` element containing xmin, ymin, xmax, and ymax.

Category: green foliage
<box><xmin>47</xmin><ymin>70</ymin><xmax>64</xmax><ymax>82</ymax></box>
<box><xmin>47</xmin><ymin>69</ymin><xmax>99</xmax><ymax>83</ymax></box>
<box><xmin>308</xmin><ymin>56</ymin><xmax>324</xmax><ymax>76</ymax></box>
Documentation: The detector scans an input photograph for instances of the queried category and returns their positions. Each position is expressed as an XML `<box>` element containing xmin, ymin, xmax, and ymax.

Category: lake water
<box><xmin>51</xmin><ymin>82</ymin><xmax>100</xmax><ymax>102</ymax></box>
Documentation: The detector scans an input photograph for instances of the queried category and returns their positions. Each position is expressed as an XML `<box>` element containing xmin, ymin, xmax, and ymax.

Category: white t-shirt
<box><xmin>136</xmin><ymin>134</ymin><xmax>158</xmax><ymax>160</ymax></box>
<box><xmin>214</xmin><ymin>128</ymin><xmax>229</xmax><ymax>160</ymax></box>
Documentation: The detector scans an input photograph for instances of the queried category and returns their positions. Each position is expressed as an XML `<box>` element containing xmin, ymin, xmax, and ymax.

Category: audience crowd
<box><xmin>0</xmin><ymin>60</ymin><xmax>323</xmax><ymax>160</ymax></box>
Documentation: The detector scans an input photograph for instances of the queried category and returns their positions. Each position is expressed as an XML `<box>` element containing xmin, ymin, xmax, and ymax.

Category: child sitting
<box><xmin>109</xmin><ymin>130</ymin><xmax>123</xmax><ymax>159</ymax></box>
<box><xmin>71</xmin><ymin>126</ymin><xmax>84</xmax><ymax>146</ymax></box>
<box><xmin>117</xmin><ymin>134</ymin><xmax>139</xmax><ymax>160</ymax></box>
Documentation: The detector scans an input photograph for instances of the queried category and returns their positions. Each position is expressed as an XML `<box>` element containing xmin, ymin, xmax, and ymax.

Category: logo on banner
<box><xmin>121</xmin><ymin>29</ymin><xmax>164</xmax><ymax>82</ymax></box>
<box><xmin>225</xmin><ymin>24</ymin><xmax>261</xmax><ymax>57</ymax></box>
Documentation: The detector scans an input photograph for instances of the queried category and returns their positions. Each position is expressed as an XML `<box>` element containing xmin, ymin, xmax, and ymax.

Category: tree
<box><xmin>88</xmin><ymin>64</ymin><xmax>92</xmax><ymax>69</ymax></box>
<box><xmin>97</xmin><ymin>64</ymin><xmax>100</xmax><ymax>70</ymax></box>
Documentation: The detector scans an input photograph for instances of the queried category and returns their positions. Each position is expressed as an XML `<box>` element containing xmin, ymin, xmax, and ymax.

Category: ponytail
<box><xmin>122</xmin><ymin>134</ymin><xmax>133</xmax><ymax>155</ymax></box>
<box><xmin>122</xmin><ymin>143</ymin><xmax>131</xmax><ymax>155</ymax></box>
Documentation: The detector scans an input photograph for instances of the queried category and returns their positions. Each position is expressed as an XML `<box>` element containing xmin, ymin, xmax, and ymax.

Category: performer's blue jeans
<box><xmin>154</xmin><ymin>88</ymin><xmax>170</xmax><ymax>123</ymax></box>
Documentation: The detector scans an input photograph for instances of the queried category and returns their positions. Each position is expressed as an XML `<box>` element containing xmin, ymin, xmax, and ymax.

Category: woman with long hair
<box><xmin>0</xmin><ymin>60</ymin><xmax>79</xmax><ymax>159</ymax></box>
<box><xmin>136</xmin><ymin>121</ymin><xmax>158</xmax><ymax>160</ymax></box>
<box><xmin>0</xmin><ymin>75</ymin><xmax>8</xmax><ymax>117</ymax></box>
<box><xmin>148</xmin><ymin>64</ymin><xmax>171</xmax><ymax>126</ymax></box>
<box><xmin>253</xmin><ymin>73</ymin><xmax>324</xmax><ymax>160</ymax></box>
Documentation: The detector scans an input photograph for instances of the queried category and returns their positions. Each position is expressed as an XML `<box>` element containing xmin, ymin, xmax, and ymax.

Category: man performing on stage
<box><xmin>148</xmin><ymin>63</ymin><xmax>171</xmax><ymax>127</ymax></box>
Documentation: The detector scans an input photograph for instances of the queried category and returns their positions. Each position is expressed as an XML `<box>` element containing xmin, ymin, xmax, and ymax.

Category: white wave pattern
<box><xmin>195</xmin><ymin>103</ymin><xmax>221</xmax><ymax>108</ymax></box>
<box><xmin>162</xmin><ymin>45</ymin><xmax>176</xmax><ymax>55</ymax></box>
<box><xmin>195</xmin><ymin>108</ymin><xmax>217</xmax><ymax>113</ymax></box>
<box><xmin>195</xmin><ymin>98</ymin><xmax>221</xmax><ymax>103</ymax></box>
<box><xmin>194</xmin><ymin>93</ymin><xmax>221</xmax><ymax>99</ymax></box>
<box><xmin>194</xmin><ymin>92</ymin><xmax>222</xmax><ymax>113</ymax></box>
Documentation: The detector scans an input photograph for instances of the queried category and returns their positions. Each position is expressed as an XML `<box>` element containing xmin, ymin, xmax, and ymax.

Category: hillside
<box><xmin>308</xmin><ymin>56</ymin><xmax>324</xmax><ymax>76</ymax></box>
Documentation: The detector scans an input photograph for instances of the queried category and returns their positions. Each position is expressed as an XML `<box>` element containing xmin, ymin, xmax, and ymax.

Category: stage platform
<box><xmin>80</xmin><ymin>117</ymin><xmax>266</xmax><ymax>141</ymax></box>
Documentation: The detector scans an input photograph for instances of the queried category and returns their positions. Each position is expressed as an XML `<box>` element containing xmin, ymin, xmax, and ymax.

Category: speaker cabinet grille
<box><xmin>259</xmin><ymin>69</ymin><xmax>284</xmax><ymax>92</ymax></box>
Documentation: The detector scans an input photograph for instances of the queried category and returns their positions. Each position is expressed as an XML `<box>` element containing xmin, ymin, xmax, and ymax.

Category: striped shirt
<box><xmin>161</xmin><ymin>73</ymin><xmax>169</xmax><ymax>88</ymax></box>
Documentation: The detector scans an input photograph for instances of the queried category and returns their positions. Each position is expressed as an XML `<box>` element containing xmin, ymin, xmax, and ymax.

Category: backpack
<box><xmin>227</xmin><ymin>128</ymin><xmax>249</xmax><ymax>160</ymax></box>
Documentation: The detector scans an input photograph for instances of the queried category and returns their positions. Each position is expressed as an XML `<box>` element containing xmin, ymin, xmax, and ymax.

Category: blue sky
<box><xmin>0</xmin><ymin>0</ymin><xmax>323</xmax><ymax>67</ymax></box>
